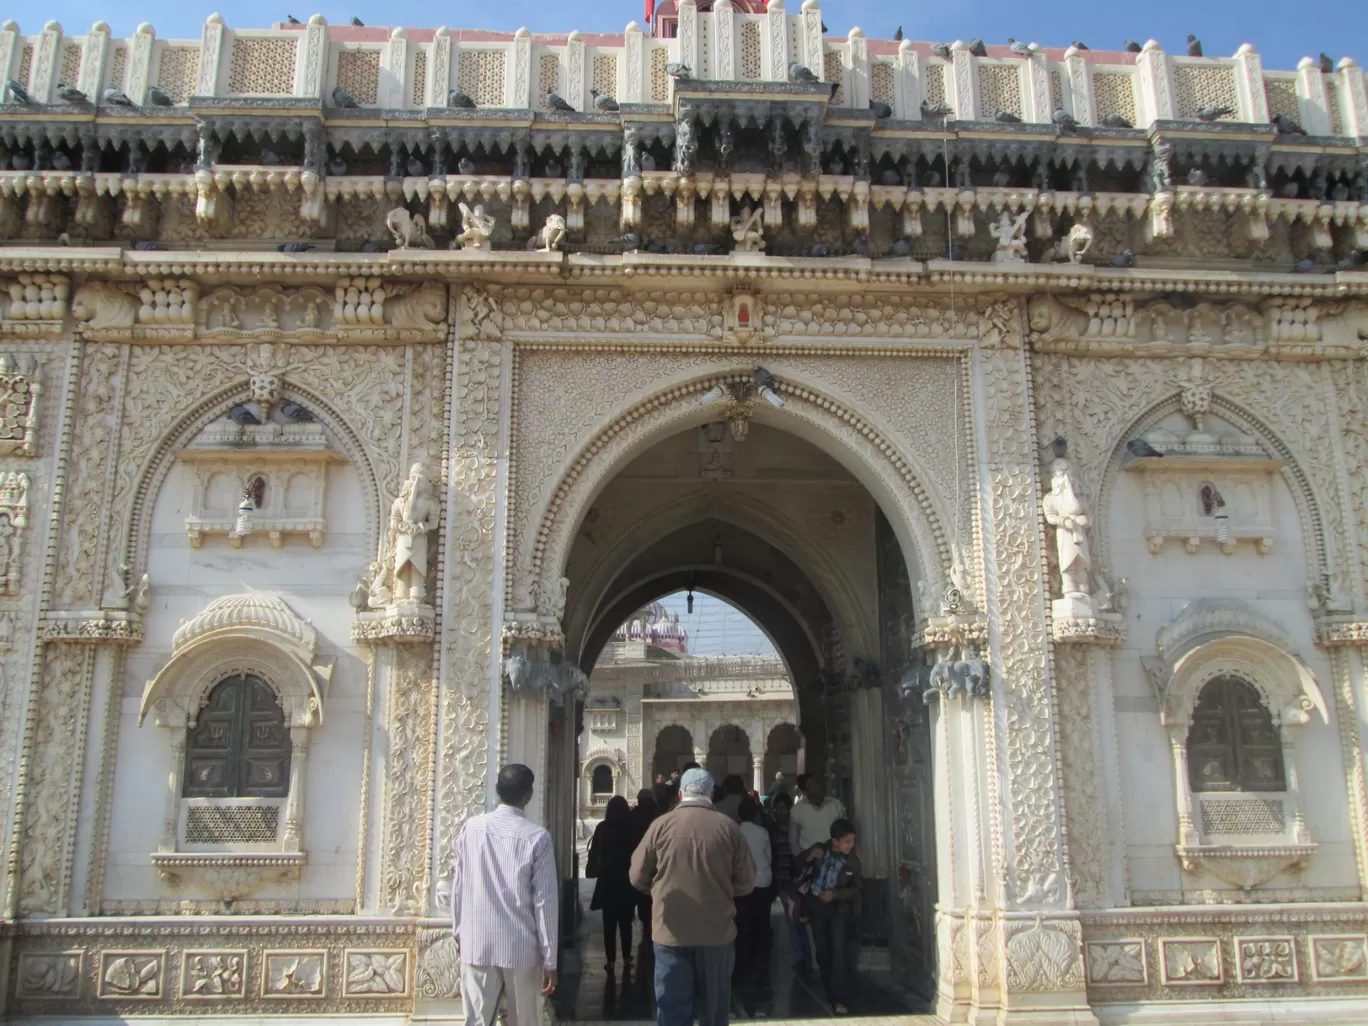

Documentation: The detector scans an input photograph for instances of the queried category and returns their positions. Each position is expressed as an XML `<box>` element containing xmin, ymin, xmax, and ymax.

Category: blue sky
<box><xmin>656</xmin><ymin>590</ymin><xmax>777</xmax><ymax>657</ymax></box>
<box><xmin>24</xmin><ymin>0</ymin><xmax>1361</xmax><ymax>71</ymax></box>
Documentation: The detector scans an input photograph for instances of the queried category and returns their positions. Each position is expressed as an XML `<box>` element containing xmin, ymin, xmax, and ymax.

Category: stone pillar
<box><xmin>196</xmin><ymin>14</ymin><xmax>227</xmax><ymax>97</ymax></box>
<box><xmin>947</xmin><ymin>40</ymin><xmax>976</xmax><ymax>120</ymax></box>
<box><xmin>849</xmin><ymin>682</ymin><xmax>889</xmax><ymax>875</ymax></box>
<box><xmin>509</xmin><ymin>26</ymin><xmax>533</xmax><ymax>108</ymax></box>
<box><xmin>896</xmin><ymin>39</ymin><xmax>919</xmax><ymax>120</ymax></box>
<box><xmin>622</xmin><ymin>20</ymin><xmax>644</xmax><ymax>102</ymax></box>
<box><xmin>764</xmin><ymin>0</ymin><xmax>787</xmax><ymax>83</ymax></box>
<box><xmin>1022</xmin><ymin>49</ymin><xmax>1051</xmax><ymax>122</ymax></box>
<box><xmin>1064</xmin><ymin>45</ymin><xmax>1094</xmax><ymax>125</ymax></box>
<box><xmin>846</xmin><ymin>27</ymin><xmax>868</xmax><ymax>110</ymax></box>
<box><xmin>430</xmin><ymin>26</ymin><xmax>452</xmax><ymax>107</ymax></box>
<box><xmin>381</xmin><ymin>27</ymin><xmax>408</xmax><ymax>109</ymax></box>
<box><xmin>1135</xmin><ymin>39</ymin><xmax>1174</xmax><ymax>124</ymax></box>
<box><xmin>31</xmin><ymin>20</ymin><xmax>62</xmax><ymax>103</ymax></box>
<box><xmin>798</xmin><ymin>0</ymin><xmax>822</xmax><ymax>78</ymax></box>
<box><xmin>752</xmin><ymin>752</ymin><xmax>765</xmax><ymax>793</ymax></box>
<box><xmin>1296</xmin><ymin>57</ymin><xmax>1332</xmax><ymax>135</ymax></box>
<box><xmin>564</xmin><ymin>30</ymin><xmax>587</xmax><ymax>112</ymax></box>
<box><xmin>712</xmin><ymin>0</ymin><xmax>735</xmax><ymax>82</ymax></box>
<box><xmin>293</xmin><ymin>13</ymin><xmax>328</xmax><ymax>99</ymax></box>
<box><xmin>76</xmin><ymin>22</ymin><xmax>109</xmax><ymax>100</ymax></box>
<box><xmin>1337</xmin><ymin>57</ymin><xmax>1368</xmax><ymax>141</ymax></box>
<box><xmin>0</xmin><ymin>21</ymin><xmax>21</xmax><ymax>86</ymax></box>
<box><xmin>677</xmin><ymin>0</ymin><xmax>699</xmax><ymax>81</ymax></box>
<box><xmin>963</xmin><ymin>320</ymin><xmax>1095</xmax><ymax>1022</ymax></box>
<box><xmin>1232</xmin><ymin>43</ymin><xmax>1269</xmax><ymax>123</ymax></box>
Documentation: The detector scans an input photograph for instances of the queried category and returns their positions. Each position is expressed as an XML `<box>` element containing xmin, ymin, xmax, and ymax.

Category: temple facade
<box><xmin>0</xmin><ymin>4</ymin><xmax>1367</xmax><ymax>1023</ymax></box>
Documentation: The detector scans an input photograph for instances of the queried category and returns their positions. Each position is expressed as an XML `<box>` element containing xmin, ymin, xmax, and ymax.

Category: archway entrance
<box><xmin>551</xmin><ymin>418</ymin><xmax>940</xmax><ymax>1018</ymax></box>
<box><xmin>705</xmin><ymin>724</ymin><xmax>752</xmax><ymax>785</ymax></box>
<box><xmin>651</xmin><ymin>725</ymin><xmax>694</xmax><ymax>781</ymax></box>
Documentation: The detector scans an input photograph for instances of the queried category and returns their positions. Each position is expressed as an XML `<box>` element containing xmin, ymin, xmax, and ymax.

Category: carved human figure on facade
<box><xmin>989</xmin><ymin>210</ymin><xmax>1029</xmax><ymax>264</ymax></box>
<box><xmin>388</xmin><ymin>463</ymin><xmax>439</xmax><ymax>604</ymax></box>
<box><xmin>1042</xmin><ymin>456</ymin><xmax>1092</xmax><ymax>602</ymax></box>
<box><xmin>454</xmin><ymin>203</ymin><xmax>495</xmax><ymax>250</ymax></box>
<box><xmin>731</xmin><ymin>205</ymin><xmax>765</xmax><ymax>252</ymax></box>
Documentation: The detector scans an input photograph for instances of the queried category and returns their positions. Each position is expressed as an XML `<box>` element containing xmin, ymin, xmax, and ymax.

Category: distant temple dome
<box><xmin>613</xmin><ymin>600</ymin><xmax>689</xmax><ymax>653</ymax></box>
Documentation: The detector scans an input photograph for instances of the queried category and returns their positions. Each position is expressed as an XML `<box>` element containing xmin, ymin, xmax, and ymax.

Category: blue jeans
<box><xmin>786</xmin><ymin>899</ymin><xmax>810</xmax><ymax>967</ymax></box>
<box><xmin>654</xmin><ymin>943</ymin><xmax>734</xmax><ymax>1026</ymax></box>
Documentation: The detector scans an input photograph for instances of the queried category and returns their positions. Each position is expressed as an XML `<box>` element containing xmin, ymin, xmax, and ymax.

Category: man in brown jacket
<box><xmin>631</xmin><ymin>767</ymin><xmax>755</xmax><ymax>1026</ymax></box>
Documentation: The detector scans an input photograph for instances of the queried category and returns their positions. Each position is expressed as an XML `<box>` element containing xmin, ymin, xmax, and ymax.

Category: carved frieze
<box><xmin>0</xmin><ymin>470</ymin><xmax>30</xmax><ymax>595</ymax></box>
<box><xmin>181</xmin><ymin>951</ymin><xmax>248</xmax><ymax>999</ymax></box>
<box><xmin>16</xmin><ymin>951</ymin><xmax>84</xmax><ymax>999</ymax></box>
<box><xmin>262</xmin><ymin>951</ymin><xmax>327</xmax><ymax>998</ymax></box>
<box><xmin>1</xmin><ymin>274</ymin><xmax>68</xmax><ymax>337</ymax></box>
<box><xmin>1086</xmin><ymin>939</ymin><xmax>1147</xmax><ymax>986</ymax></box>
<box><xmin>1160</xmin><ymin>938</ymin><xmax>1223</xmax><ymax>985</ymax></box>
<box><xmin>70</xmin><ymin>280</ymin><xmax>446</xmax><ymax>343</ymax></box>
<box><xmin>97</xmin><ymin>951</ymin><xmax>165</xmax><ymax>1000</ymax></box>
<box><xmin>343</xmin><ymin>950</ymin><xmax>411</xmax><ymax>997</ymax></box>
<box><xmin>0</xmin><ymin>355</ymin><xmax>41</xmax><ymax>456</ymax></box>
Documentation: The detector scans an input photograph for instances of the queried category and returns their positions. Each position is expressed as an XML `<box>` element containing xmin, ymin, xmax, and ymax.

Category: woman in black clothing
<box><xmin>588</xmin><ymin>796</ymin><xmax>640</xmax><ymax>970</ymax></box>
<box><xmin>630</xmin><ymin>790</ymin><xmax>659</xmax><ymax>943</ymax></box>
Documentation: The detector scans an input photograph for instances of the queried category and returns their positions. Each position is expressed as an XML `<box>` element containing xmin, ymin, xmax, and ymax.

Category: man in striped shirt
<box><xmin>452</xmin><ymin>763</ymin><xmax>559</xmax><ymax>1026</ymax></box>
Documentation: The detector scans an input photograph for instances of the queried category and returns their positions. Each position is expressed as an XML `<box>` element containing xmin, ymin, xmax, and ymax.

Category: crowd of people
<box><xmin>449</xmin><ymin>761</ymin><xmax>863</xmax><ymax>1026</ymax></box>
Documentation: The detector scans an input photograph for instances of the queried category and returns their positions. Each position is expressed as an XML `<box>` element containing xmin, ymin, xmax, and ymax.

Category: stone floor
<box><xmin>555</xmin><ymin>881</ymin><xmax>934</xmax><ymax>1023</ymax></box>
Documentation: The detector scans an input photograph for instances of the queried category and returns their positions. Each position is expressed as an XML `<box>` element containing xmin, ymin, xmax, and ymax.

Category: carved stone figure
<box><xmin>1027</xmin><ymin>295</ymin><xmax>1088</xmax><ymax>342</ymax></box>
<box><xmin>730</xmin><ymin>205</ymin><xmax>765</xmax><ymax>252</ymax></box>
<box><xmin>454</xmin><ymin>202</ymin><xmax>495</xmax><ymax>250</ymax></box>
<box><xmin>385</xmin><ymin>207</ymin><xmax>435</xmax><ymax>249</ymax></box>
<box><xmin>622</xmin><ymin>126</ymin><xmax>642</xmax><ymax>177</ymax></box>
<box><xmin>528</xmin><ymin>214</ymin><xmax>568</xmax><ymax>253</ymax></box>
<box><xmin>1042</xmin><ymin>457</ymin><xmax>1092</xmax><ymax>603</ymax></box>
<box><xmin>70</xmin><ymin>283</ymin><xmax>138</xmax><ymax>331</ymax></box>
<box><xmin>387</xmin><ymin>463</ymin><xmax>439</xmax><ymax>604</ymax></box>
<box><xmin>1149</xmin><ymin>141</ymin><xmax>1174</xmax><ymax>193</ymax></box>
<box><xmin>386</xmin><ymin>281</ymin><xmax>448</xmax><ymax>331</ymax></box>
<box><xmin>989</xmin><ymin>210</ymin><xmax>1030</xmax><ymax>264</ymax></box>
<box><xmin>1041</xmin><ymin>222</ymin><xmax>1094</xmax><ymax>264</ymax></box>
<box><xmin>133</xmin><ymin>573</ymin><xmax>151</xmax><ymax>615</ymax></box>
<box><xmin>673</xmin><ymin>114</ymin><xmax>698</xmax><ymax>174</ymax></box>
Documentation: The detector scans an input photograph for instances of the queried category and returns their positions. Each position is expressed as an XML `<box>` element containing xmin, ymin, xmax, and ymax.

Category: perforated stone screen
<box><xmin>18</xmin><ymin>44</ymin><xmax>33</xmax><ymax>90</ymax></box>
<box><xmin>185</xmin><ymin>804</ymin><xmax>281</xmax><ymax>845</ymax></box>
<box><xmin>59</xmin><ymin>41</ymin><xmax>82</xmax><ymax>88</ymax></box>
<box><xmin>740</xmin><ymin>21</ymin><xmax>761</xmax><ymax>81</ymax></box>
<box><xmin>1050</xmin><ymin>69</ymin><xmax>1064</xmax><ymax>112</ymax></box>
<box><xmin>1326</xmin><ymin>78</ymin><xmax>1345</xmax><ymax>135</ymax></box>
<box><xmin>592</xmin><ymin>54</ymin><xmax>618</xmax><ymax>99</ymax></box>
<box><xmin>978</xmin><ymin>63</ymin><xmax>1022</xmax><ymax>118</ymax></box>
<box><xmin>156</xmin><ymin>46</ymin><xmax>201</xmax><ymax>105</ymax></box>
<box><xmin>1173</xmin><ymin>63</ymin><xmax>1238</xmax><ymax>119</ymax></box>
<box><xmin>924</xmin><ymin>62</ymin><xmax>947</xmax><ymax>108</ymax></box>
<box><xmin>1262</xmin><ymin>77</ymin><xmax>1300</xmax><ymax>123</ymax></box>
<box><xmin>871</xmin><ymin>60</ymin><xmax>895</xmax><ymax>105</ymax></box>
<box><xmin>700</xmin><ymin>19</ymin><xmax>710</xmax><ymax>78</ymax></box>
<box><xmin>412</xmin><ymin>49</ymin><xmax>427</xmax><ymax>106</ymax></box>
<box><xmin>337</xmin><ymin>48</ymin><xmax>381</xmax><ymax>105</ymax></box>
<box><xmin>106</xmin><ymin>44</ymin><xmax>127</xmax><ymax>90</ymax></box>
<box><xmin>649</xmin><ymin>48</ymin><xmax>669</xmax><ymax>102</ymax></box>
<box><xmin>1200</xmin><ymin>797</ymin><xmax>1285</xmax><ymax>835</ymax></box>
<box><xmin>226</xmin><ymin>37</ymin><xmax>298</xmax><ymax>95</ymax></box>
<box><xmin>539</xmin><ymin>53</ymin><xmax>560</xmax><ymax>109</ymax></box>
<box><xmin>1092</xmin><ymin>71</ymin><xmax>1137</xmax><ymax>124</ymax></box>
<box><xmin>824</xmin><ymin>49</ymin><xmax>844</xmax><ymax>105</ymax></box>
<box><xmin>459</xmin><ymin>49</ymin><xmax>506</xmax><ymax>108</ymax></box>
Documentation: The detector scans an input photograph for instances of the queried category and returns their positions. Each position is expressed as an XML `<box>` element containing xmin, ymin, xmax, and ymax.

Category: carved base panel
<box><xmin>1082</xmin><ymin>904</ymin><xmax>1368</xmax><ymax>1007</ymax></box>
<box><xmin>8</xmin><ymin>917</ymin><xmax>420</xmax><ymax>1017</ymax></box>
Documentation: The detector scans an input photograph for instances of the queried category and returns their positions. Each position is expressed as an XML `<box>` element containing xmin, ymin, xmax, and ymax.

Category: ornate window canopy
<box><xmin>140</xmin><ymin>593</ymin><xmax>335</xmax><ymax>731</ymax></box>
<box><xmin>1142</xmin><ymin>598</ymin><xmax>1328</xmax><ymax>730</ymax></box>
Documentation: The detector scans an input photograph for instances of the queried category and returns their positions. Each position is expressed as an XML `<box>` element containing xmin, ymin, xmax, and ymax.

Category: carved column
<box><xmin>429</xmin><ymin>287</ymin><xmax>505</xmax><ymax>915</ymax></box>
<box><xmin>622</xmin><ymin>21</ymin><xmax>644</xmax><ymax>102</ymax></box>
<box><xmin>0</xmin><ymin>22</ymin><xmax>20</xmax><ymax>85</ymax></box>
<box><xmin>1022</xmin><ymin>50</ymin><xmax>1051</xmax><ymax>123</ymax></box>
<box><xmin>381</xmin><ymin>27</ymin><xmax>408</xmax><ymax>109</ymax></box>
<box><xmin>947</xmin><ymin>41</ymin><xmax>977</xmax><ymax>120</ymax></box>
<box><xmin>712</xmin><ymin>0</ymin><xmax>735</xmax><ymax>82</ymax></box>
<box><xmin>31</xmin><ymin>20</ymin><xmax>62</xmax><ymax>103</ymax></box>
<box><xmin>1135</xmin><ymin>40</ymin><xmax>1174</xmax><ymax>125</ymax></box>
<box><xmin>509</xmin><ymin>27</ymin><xmax>533</xmax><ymax>108</ymax></box>
<box><xmin>968</xmin><ymin>324</ymin><xmax>1094</xmax><ymax>1022</ymax></box>
<box><xmin>845</xmin><ymin>28</ymin><xmax>868</xmax><ymax>110</ymax></box>
<box><xmin>1233</xmin><ymin>43</ymin><xmax>1269</xmax><ymax>123</ymax></box>
<box><xmin>1339</xmin><ymin>58</ymin><xmax>1368</xmax><ymax>140</ymax></box>
<box><xmin>564</xmin><ymin>30</ymin><xmax>587</xmax><ymax>112</ymax></box>
<box><xmin>76</xmin><ymin>22</ymin><xmax>110</xmax><ymax>100</ymax></box>
<box><xmin>1295</xmin><ymin>57</ymin><xmax>1331</xmax><ymax>135</ymax></box>
<box><xmin>896</xmin><ymin>39</ymin><xmax>919</xmax><ymax>120</ymax></box>
<box><xmin>196</xmin><ymin>13</ymin><xmax>226</xmax><ymax>96</ymax></box>
<box><xmin>430</xmin><ymin>26</ymin><xmax>452</xmax><ymax>106</ymax></box>
<box><xmin>293</xmin><ymin>14</ymin><xmax>329</xmax><ymax>99</ymax></box>
<box><xmin>677</xmin><ymin>0</ymin><xmax>699</xmax><ymax>82</ymax></box>
<box><xmin>1064</xmin><ymin>47</ymin><xmax>1094</xmax><ymax>125</ymax></box>
<box><xmin>764</xmin><ymin>0</ymin><xmax>787</xmax><ymax>83</ymax></box>
<box><xmin>798</xmin><ymin>0</ymin><xmax>823</xmax><ymax>78</ymax></box>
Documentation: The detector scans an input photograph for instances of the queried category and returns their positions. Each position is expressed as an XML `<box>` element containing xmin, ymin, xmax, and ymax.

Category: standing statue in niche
<box><xmin>1042</xmin><ymin>455</ymin><xmax>1093</xmax><ymax>609</ymax></box>
<box><xmin>388</xmin><ymin>463</ymin><xmax>439</xmax><ymax>604</ymax></box>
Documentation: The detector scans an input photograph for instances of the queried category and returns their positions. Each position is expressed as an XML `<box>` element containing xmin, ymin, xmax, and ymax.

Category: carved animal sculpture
<box><xmin>527</xmin><ymin>213</ymin><xmax>568</xmax><ymax>252</ymax></box>
<box><xmin>1026</xmin><ymin>294</ymin><xmax>1089</xmax><ymax>342</ymax></box>
<box><xmin>70</xmin><ymin>283</ymin><xmax>138</xmax><ymax>331</ymax></box>
<box><xmin>385</xmin><ymin>208</ymin><xmax>435</xmax><ymax>250</ymax></box>
<box><xmin>386</xmin><ymin>281</ymin><xmax>447</xmax><ymax>330</ymax></box>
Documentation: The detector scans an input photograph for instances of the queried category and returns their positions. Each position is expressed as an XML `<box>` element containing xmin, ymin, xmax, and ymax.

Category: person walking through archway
<box><xmin>631</xmin><ymin>768</ymin><xmax>755</xmax><ymax>1026</ymax></box>
<box><xmin>631</xmin><ymin>790</ymin><xmax>661</xmax><ymax>946</ymax></box>
<box><xmin>451</xmin><ymin>764</ymin><xmax>558</xmax><ymax>1026</ymax></box>
<box><xmin>799</xmin><ymin>819</ymin><xmax>862</xmax><ymax>1016</ymax></box>
<box><xmin>588</xmin><ymin>795</ymin><xmax>643</xmax><ymax>973</ymax></box>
